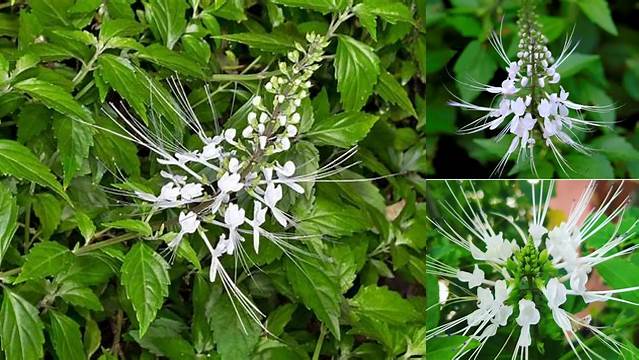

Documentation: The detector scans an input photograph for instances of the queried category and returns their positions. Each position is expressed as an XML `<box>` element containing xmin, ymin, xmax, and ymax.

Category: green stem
<box><xmin>73</xmin><ymin>45</ymin><xmax>103</xmax><ymax>87</ymax></box>
<box><xmin>209</xmin><ymin>71</ymin><xmax>280</xmax><ymax>82</ymax></box>
<box><xmin>312</xmin><ymin>324</ymin><xmax>327</xmax><ymax>360</ymax></box>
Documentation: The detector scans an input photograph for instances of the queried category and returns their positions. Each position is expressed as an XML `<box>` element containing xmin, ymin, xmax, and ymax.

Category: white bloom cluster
<box><xmin>427</xmin><ymin>181</ymin><xmax>639</xmax><ymax>359</ymax></box>
<box><xmin>103</xmin><ymin>31</ymin><xmax>350</xmax><ymax>323</ymax></box>
<box><xmin>450</xmin><ymin>1</ymin><xmax>612</xmax><ymax>176</ymax></box>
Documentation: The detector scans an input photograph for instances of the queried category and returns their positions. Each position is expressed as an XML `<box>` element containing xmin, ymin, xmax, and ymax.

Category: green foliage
<box><xmin>0</xmin><ymin>0</ymin><xmax>425</xmax><ymax>359</ymax></box>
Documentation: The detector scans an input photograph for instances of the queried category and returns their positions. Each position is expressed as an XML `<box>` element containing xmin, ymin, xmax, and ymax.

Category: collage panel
<box><xmin>425</xmin><ymin>180</ymin><xmax>639</xmax><ymax>359</ymax></box>
<box><xmin>425</xmin><ymin>0</ymin><xmax>639</xmax><ymax>178</ymax></box>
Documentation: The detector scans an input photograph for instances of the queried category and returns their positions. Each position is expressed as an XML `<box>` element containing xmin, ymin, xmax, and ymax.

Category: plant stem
<box><xmin>312</xmin><ymin>324</ymin><xmax>327</xmax><ymax>360</ymax></box>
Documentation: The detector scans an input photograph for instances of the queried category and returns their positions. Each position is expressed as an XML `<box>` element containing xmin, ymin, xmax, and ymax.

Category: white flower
<box><xmin>168</xmin><ymin>211</ymin><xmax>200</xmax><ymax>249</ymax></box>
<box><xmin>250</xmin><ymin>201</ymin><xmax>267</xmax><ymax>253</ymax></box>
<box><xmin>251</xmin><ymin>95</ymin><xmax>262</xmax><ymax>107</ymax></box>
<box><xmin>515</xmin><ymin>299</ymin><xmax>540</xmax><ymax>347</ymax></box>
<box><xmin>218</xmin><ymin>172</ymin><xmax>243</xmax><ymax>193</ymax></box>
<box><xmin>456</xmin><ymin>265</ymin><xmax>485</xmax><ymax>288</ymax></box>
<box><xmin>180</xmin><ymin>183</ymin><xmax>203</xmax><ymax>200</ymax></box>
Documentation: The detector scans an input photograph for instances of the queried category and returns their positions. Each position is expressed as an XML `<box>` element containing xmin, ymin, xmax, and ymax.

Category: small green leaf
<box><xmin>53</xmin><ymin>114</ymin><xmax>94</xmax><ymax>187</ymax></box>
<box><xmin>57</xmin><ymin>281</ymin><xmax>104</xmax><ymax>311</ymax></box>
<box><xmin>591</xmin><ymin>135</ymin><xmax>639</xmax><ymax>162</ymax></box>
<box><xmin>16</xmin><ymin>241</ymin><xmax>73</xmax><ymax>283</ymax></box>
<box><xmin>32</xmin><ymin>193</ymin><xmax>62</xmax><ymax>240</ymax></box>
<box><xmin>597</xmin><ymin>258</ymin><xmax>639</xmax><ymax>304</ymax></box>
<box><xmin>335</xmin><ymin>35</ymin><xmax>380</xmax><ymax>111</ymax></box>
<box><xmin>307</xmin><ymin>111</ymin><xmax>379</xmax><ymax>148</ymax></box>
<box><xmin>271</xmin><ymin>0</ymin><xmax>346</xmax><ymax>14</ymax></box>
<box><xmin>73</xmin><ymin>211</ymin><xmax>96</xmax><ymax>244</ymax></box>
<box><xmin>103</xmin><ymin>219</ymin><xmax>152</xmax><ymax>236</ymax></box>
<box><xmin>215</xmin><ymin>33</ymin><xmax>295</xmax><ymax>52</ymax></box>
<box><xmin>0</xmin><ymin>288</ymin><xmax>45</xmax><ymax>360</ymax></box>
<box><xmin>375</xmin><ymin>70</ymin><xmax>417</xmax><ymax>117</ymax></box>
<box><xmin>49</xmin><ymin>311</ymin><xmax>86</xmax><ymax>360</ymax></box>
<box><xmin>100</xmin><ymin>18</ymin><xmax>145</xmax><ymax>41</ymax></box>
<box><xmin>121</xmin><ymin>242</ymin><xmax>170</xmax><ymax>337</ymax></box>
<box><xmin>0</xmin><ymin>183</ymin><xmax>18</xmax><ymax>267</ymax></box>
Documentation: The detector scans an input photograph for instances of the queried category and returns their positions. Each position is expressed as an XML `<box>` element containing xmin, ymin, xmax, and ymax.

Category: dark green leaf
<box><xmin>0</xmin><ymin>288</ymin><xmax>45</xmax><ymax>360</ymax></box>
<box><xmin>307</xmin><ymin>111</ymin><xmax>379</xmax><ymax>148</ymax></box>
<box><xmin>49</xmin><ymin>310</ymin><xmax>86</xmax><ymax>360</ymax></box>
<box><xmin>121</xmin><ymin>242</ymin><xmax>170</xmax><ymax>337</ymax></box>
<box><xmin>0</xmin><ymin>183</ymin><xmax>18</xmax><ymax>267</ymax></box>
<box><xmin>335</xmin><ymin>35</ymin><xmax>380</xmax><ymax>111</ymax></box>
<box><xmin>16</xmin><ymin>241</ymin><xmax>73</xmax><ymax>283</ymax></box>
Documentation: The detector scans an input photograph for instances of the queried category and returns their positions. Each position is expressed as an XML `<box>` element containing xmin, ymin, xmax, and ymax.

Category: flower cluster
<box><xmin>450</xmin><ymin>0</ymin><xmax>612</xmax><ymax>176</ymax></box>
<box><xmin>103</xmin><ymin>31</ymin><xmax>350</xmax><ymax>324</ymax></box>
<box><xmin>427</xmin><ymin>181</ymin><xmax>639</xmax><ymax>359</ymax></box>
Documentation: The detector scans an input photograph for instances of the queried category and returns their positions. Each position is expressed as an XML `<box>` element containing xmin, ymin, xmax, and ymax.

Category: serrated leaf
<box><xmin>591</xmin><ymin>135</ymin><xmax>639</xmax><ymax>162</ymax></box>
<box><xmin>49</xmin><ymin>310</ymin><xmax>86</xmax><ymax>360</ymax></box>
<box><xmin>103</xmin><ymin>219</ymin><xmax>152</xmax><ymax>236</ymax></box>
<box><xmin>375</xmin><ymin>70</ymin><xmax>417</xmax><ymax>117</ymax></box>
<box><xmin>296</xmin><ymin>195</ymin><xmax>370</xmax><ymax>237</ymax></box>
<box><xmin>53</xmin><ymin>114</ymin><xmax>94</xmax><ymax>187</ymax></box>
<box><xmin>215</xmin><ymin>33</ymin><xmax>295</xmax><ymax>52</ymax></box>
<box><xmin>14</xmin><ymin>78</ymin><xmax>92</xmax><ymax>123</ymax></box>
<box><xmin>93</xmin><ymin>115</ymin><xmax>141</xmax><ymax>176</ymax></box>
<box><xmin>0</xmin><ymin>288</ymin><xmax>45</xmax><ymax>360</ymax></box>
<box><xmin>271</xmin><ymin>0</ymin><xmax>346</xmax><ymax>14</ymax></box>
<box><xmin>16</xmin><ymin>241</ymin><xmax>73</xmax><ymax>283</ymax></box>
<box><xmin>100</xmin><ymin>18</ymin><xmax>145</xmax><ymax>41</ymax></box>
<box><xmin>121</xmin><ymin>242</ymin><xmax>170</xmax><ymax>337</ymax></box>
<box><xmin>57</xmin><ymin>281</ymin><xmax>103</xmax><ymax>311</ymax></box>
<box><xmin>307</xmin><ymin>111</ymin><xmax>379</xmax><ymax>148</ymax></box>
<box><xmin>349</xmin><ymin>286</ymin><xmax>422</xmax><ymax>325</ymax></box>
<box><xmin>144</xmin><ymin>0</ymin><xmax>187</xmax><ymax>49</ymax></box>
<box><xmin>137</xmin><ymin>44</ymin><xmax>205</xmax><ymax>78</ymax></box>
<box><xmin>130</xmin><ymin>317</ymin><xmax>197</xmax><ymax>360</ymax></box>
<box><xmin>32</xmin><ymin>193</ymin><xmax>62</xmax><ymax>240</ymax></box>
<box><xmin>285</xmin><ymin>257</ymin><xmax>342</xmax><ymax>340</ymax></box>
<box><xmin>73</xmin><ymin>211</ymin><xmax>96</xmax><ymax>244</ymax></box>
<box><xmin>0</xmin><ymin>183</ymin><xmax>18</xmax><ymax>267</ymax></box>
<box><xmin>209</xmin><ymin>285</ymin><xmax>260</xmax><ymax>359</ymax></box>
<box><xmin>335</xmin><ymin>35</ymin><xmax>380</xmax><ymax>111</ymax></box>
<box><xmin>0</xmin><ymin>140</ymin><xmax>69</xmax><ymax>202</ymax></box>
<box><xmin>354</xmin><ymin>0</ymin><xmax>414</xmax><ymax>27</ymax></box>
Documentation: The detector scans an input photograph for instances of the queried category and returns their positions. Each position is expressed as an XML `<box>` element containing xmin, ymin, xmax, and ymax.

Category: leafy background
<box><xmin>425</xmin><ymin>0</ymin><xmax>639</xmax><ymax>178</ymax></box>
<box><xmin>0</xmin><ymin>0</ymin><xmax>426</xmax><ymax>359</ymax></box>
<box><xmin>425</xmin><ymin>180</ymin><xmax>639</xmax><ymax>359</ymax></box>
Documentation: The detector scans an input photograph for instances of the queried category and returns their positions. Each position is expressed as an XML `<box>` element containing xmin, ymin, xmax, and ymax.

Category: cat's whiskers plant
<box><xmin>427</xmin><ymin>181</ymin><xmax>639</xmax><ymax>360</ymax></box>
<box><xmin>449</xmin><ymin>0</ymin><xmax>614</xmax><ymax>177</ymax></box>
<box><xmin>96</xmin><ymin>12</ymin><xmax>364</xmax><ymax>330</ymax></box>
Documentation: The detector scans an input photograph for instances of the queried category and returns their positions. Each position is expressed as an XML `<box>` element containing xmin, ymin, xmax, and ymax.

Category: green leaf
<box><xmin>144</xmin><ymin>0</ymin><xmax>187</xmax><ymax>49</ymax></box>
<box><xmin>557</xmin><ymin>53</ymin><xmax>600</xmax><ymax>78</ymax></box>
<box><xmin>121</xmin><ymin>242</ymin><xmax>170</xmax><ymax>337</ymax></box>
<box><xmin>16</xmin><ymin>241</ymin><xmax>73</xmax><ymax>283</ymax></box>
<box><xmin>426</xmin><ymin>336</ymin><xmax>479</xmax><ymax>360</ymax></box>
<box><xmin>73</xmin><ymin>211</ymin><xmax>96</xmax><ymax>244</ymax></box>
<box><xmin>100</xmin><ymin>18</ymin><xmax>145</xmax><ymax>41</ymax></box>
<box><xmin>597</xmin><ymin>258</ymin><xmax>639</xmax><ymax>304</ymax></box>
<box><xmin>307</xmin><ymin>111</ymin><xmax>379</xmax><ymax>148</ymax></box>
<box><xmin>265</xmin><ymin>303</ymin><xmax>296</xmax><ymax>337</ymax></box>
<box><xmin>334</xmin><ymin>35</ymin><xmax>380</xmax><ymax>111</ymax></box>
<box><xmin>53</xmin><ymin>115</ymin><xmax>94</xmax><ymax>187</ymax></box>
<box><xmin>296</xmin><ymin>195</ymin><xmax>371</xmax><ymax>237</ymax></box>
<box><xmin>130</xmin><ymin>317</ymin><xmax>197</xmax><ymax>360</ymax></box>
<box><xmin>271</xmin><ymin>0</ymin><xmax>346</xmax><ymax>14</ymax></box>
<box><xmin>349</xmin><ymin>286</ymin><xmax>422</xmax><ymax>325</ymax></box>
<box><xmin>57</xmin><ymin>281</ymin><xmax>104</xmax><ymax>311</ymax></box>
<box><xmin>93</xmin><ymin>115</ymin><xmax>141</xmax><ymax>176</ymax></box>
<box><xmin>0</xmin><ymin>183</ymin><xmax>18</xmax><ymax>267</ymax></box>
<box><xmin>285</xmin><ymin>257</ymin><xmax>342</xmax><ymax>340</ymax></box>
<box><xmin>103</xmin><ymin>219</ymin><xmax>152</xmax><ymax>237</ymax></box>
<box><xmin>563</xmin><ymin>153</ymin><xmax>613</xmax><ymax>179</ymax></box>
<box><xmin>453</xmin><ymin>40</ymin><xmax>497</xmax><ymax>102</ymax></box>
<box><xmin>375</xmin><ymin>70</ymin><xmax>417</xmax><ymax>117</ymax></box>
<box><xmin>49</xmin><ymin>310</ymin><xmax>86</xmax><ymax>360</ymax></box>
<box><xmin>576</xmin><ymin>0</ymin><xmax>617</xmax><ymax>35</ymax></box>
<box><xmin>590</xmin><ymin>135</ymin><xmax>639</xmax><ymax>162</ymax></box>
<box><xmin>137</xmin><ymin>44</ymin><xmax>205</xmax><ymax>78</ymax></box>
<box><xmin>0</xmin><ymin>140</ymin><xmax>69</xmax><ymax>202</ymax></box>
<box><xmin>354</xmin><ymin>0</ymin><xmax>413</xmax><ymax>27</ymax></box>
<box><xmin>32</xmin><ymin>193</ymin><xmax>62</xmax><ymax>240</ymax></box>
<box><xmin>209</xmin><ymin>285</ymin><xmax>260</xmax><ymax>359</ymax></box>
<box><xmin>215</xmin><ymin>33</ymin><xmax>295</xmax><ymax>52</ymax></box>
<box><xmin>0</xmin><ymin>288</ymin><xmax>45</xmax><ymax>360</ymax></box>
<box><xmin>14</xmin><ymin>78</ymin><xmax>93</xmax><ymax>123</ymax></box>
